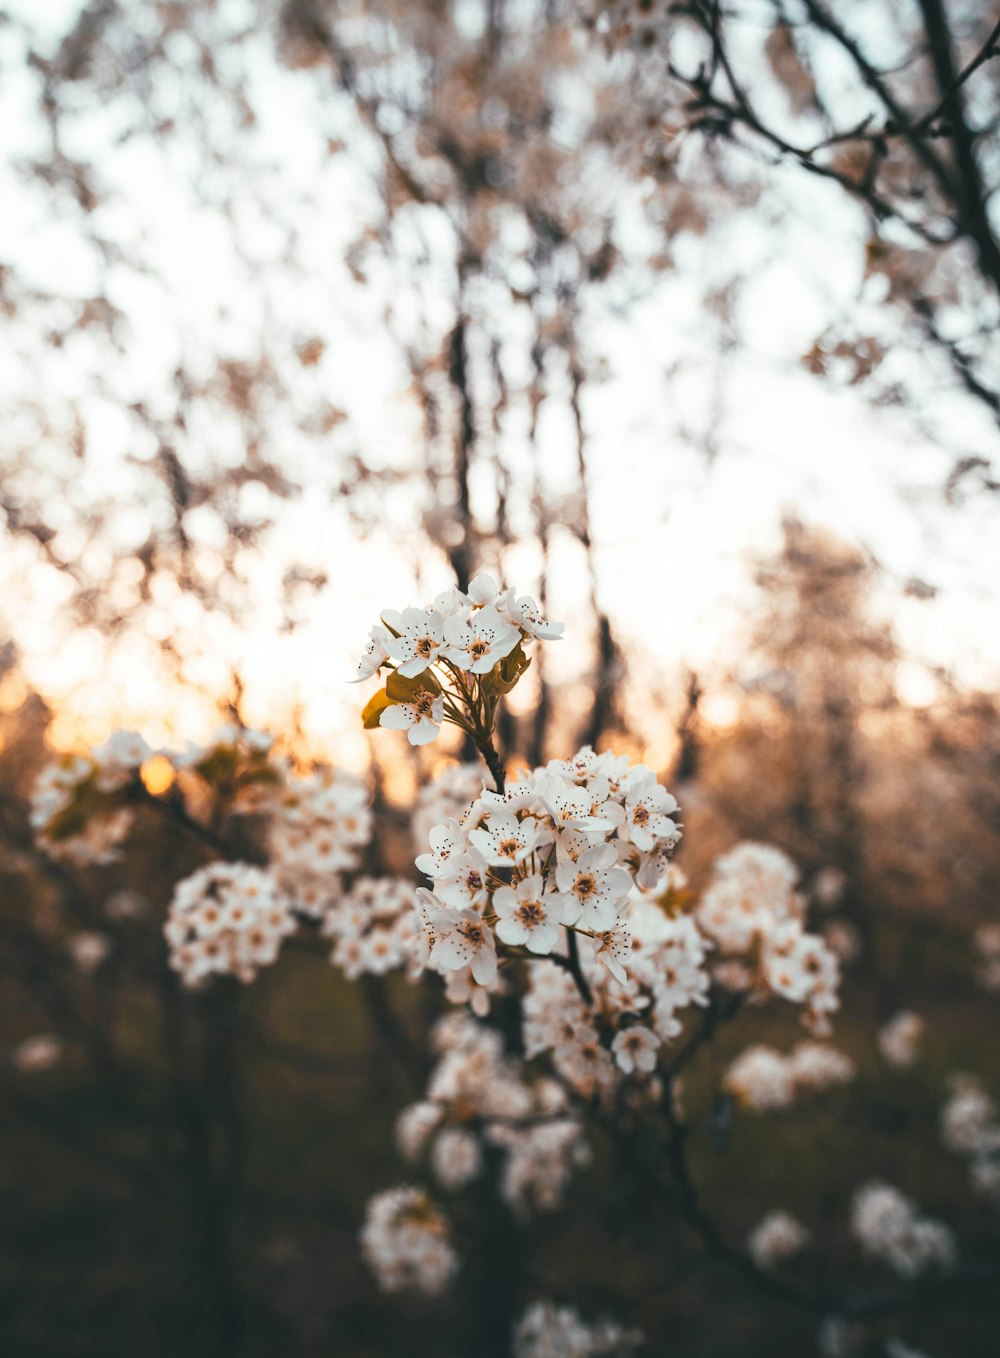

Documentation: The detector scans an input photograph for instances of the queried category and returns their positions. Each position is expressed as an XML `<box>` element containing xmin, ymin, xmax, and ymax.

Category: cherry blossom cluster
<box><xmin>877</xmin><ymin>1011</ymin><xmax>925</xmax><ymax>1070</ymax></box>
<box><xmin>940</xmin><ymin>1074</ymin><xmax>1000</xmax><ymax>1207</ymax></box>
<box><xmin>849</xmin><ymin>1182</ymin><xmax>956</xmax><ymax>1278</ymax></box>
<box><xmin>268</xmin><ymin>767</ymin><xmax>371</xmax><ymax>916</ymax></box>
<box><xmin>512</xmin><ymin>1299</ymin><xmax>644</xmax><ymax>1358</ymax></box>
<box><xmin>352</xmin><ymin>572</ymin><xmax>562</xmax><ymax>747</ymax></box>
<box><xmin>29</xmin><ymin>724</ymin><xmax>283</xmax><ymax>866</ymax></box>
<box><xmin>164</xmin><ymin>862</ymin><xmax>296</xmax><ymax>986</ymax></box>
<box><xmin>395</xmin><ymin>1012</ymin><xmax>587</xmax><ymax>1214</ymax></box>
<box><xmin>29</xmin><ymin>730</ymin><xmax>153</xmax><ymax>864</ymax></box>
<box><xmin>322</xmin><ymin>877</ymin><xmax>421</xmax><ymax>980</ymax></box>
<box><xmin>747</xmin><ymin>1210</ymin><xmax>811</xmax><ymax>1269</ymax></box>
<box><xmin>520</xmin><ymin>894</ymin><xmax>708</xmax><ymax>1098</ymax></box>
<box><xmin>696</xmin><ymin>842</ymin><xmax>841</xmax><ymax>1033</ymax></box>
<box><xmin>724</xmin><ymin>1040</ymin><xmax>855</xmax><ymax>1112</ymax></box>
<box><xmin>359</xmin><ymin>1186</ymin><xmax>458</xmax><ymax>1295</ymax></box>
<box><xmin>412</xmin><ymin>745</ymin><xmax>682</xmax><ymax>1009</ymax></box>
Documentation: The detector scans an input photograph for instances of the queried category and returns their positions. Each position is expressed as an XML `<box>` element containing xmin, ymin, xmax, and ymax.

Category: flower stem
<box><xmin>565</xmin><ymin>927</ymin><xmax>594</xmax><ymax>1008</ymax></box>
<box><xmin>473</xmin><ymin>729</ymin><xmax>506</xmax><ymax>795</ymax></box>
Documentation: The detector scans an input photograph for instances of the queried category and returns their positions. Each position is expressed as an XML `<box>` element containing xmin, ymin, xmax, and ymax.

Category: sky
<box><xmin>1</xmin><ymin>0</ymin><xmax>998</xmax><ymax>763</ymax></box>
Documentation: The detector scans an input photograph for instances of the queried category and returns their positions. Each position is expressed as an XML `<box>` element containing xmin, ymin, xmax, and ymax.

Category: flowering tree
<box><xmin>3</xmin><ymin>3</ymin><xmax>1000</xmax><ymax>1353</ymax></box>
<box><xmin>13</xmin><ymin>568</ymin><xmax>1000</xmax><ymax>1356</ymax></box>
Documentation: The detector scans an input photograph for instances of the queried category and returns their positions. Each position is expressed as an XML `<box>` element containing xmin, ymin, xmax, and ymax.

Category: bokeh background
<box><xmin>1</xmin><ymin>1</ymin><xmax>999</xmax><ymax>1354</ymax></box>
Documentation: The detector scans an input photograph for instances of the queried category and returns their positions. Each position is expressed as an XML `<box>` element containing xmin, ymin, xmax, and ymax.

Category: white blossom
<box><xmin>350</xmin><ymin>623</ymin><xmax>392</xmax><ymax>682</ymax></box>
<box><xmin>555</xmin><ymin>846</ymin><xmax>631</xmax><ymax>931</ymax></box>
<box><xmin>611</xmin><ymin>1025</ymin><xmax>660</xmax><ymax>1074</ymax></box>
<box><xmin>380</xmin><ymin>690</ymin><xmax>445</xmax><ymax>745</ymax></box>
<box><xmin>513</xmin><ymin>1300</ymin><xmax>642</xmax><ymax>1358</ymax></box>
<box><xmin>469</xmin><ymin>808</ymin><xmax>538</xmax><ymax>867</ymax></box>
<box><xmin>383</xmin><ymin>606</ymin><xmax>446</xmax><ymax>677</ymax></box>
<box><xmin>877</xmin><ymin>1011</ymin><xmax>925</xmax><ymax>1070</ymax></box>
<box><xmin>442</xmin><ymin>603</ymin><xmax>521</xmax><ymax>673</ymax></box>
<box><xmin>493</xmin><ymin>875</ymin><xmax>567</xmax><ymax>954</ymax></box>
<box><xmin>360</xmin><ymin>1186</ymin><xmax>457</xmax><ymax>1294</ymax></box>
<box><xmin>748</xmin><ymin>1210</ymin><xmax>810</xmax><ymax>1268</ymax></box>
<box><xmin>165</xmin><ymin>862</ymin><xmax>295</xmax><ymax>986</ymax></box>
<box><xmin>850</xmin><ymin>1181</ymin><xmax>956</xmax><ymax>1277</ymax></box>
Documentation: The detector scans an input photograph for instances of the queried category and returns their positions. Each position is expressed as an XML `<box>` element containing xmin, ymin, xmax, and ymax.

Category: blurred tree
<box><xmin>687</xmin><ymin>518</ymin><xmax>1000</xmax><ymax>984</ymax></box>
<box><xmin>0</xmin><ymin>0</ymin><xmax>996</xmax><ymax>752</ymax></box>
<box><xmin>587</xmin><ymin>0</ymin><xmax>1000</xmax><ymax>477</ymax></box>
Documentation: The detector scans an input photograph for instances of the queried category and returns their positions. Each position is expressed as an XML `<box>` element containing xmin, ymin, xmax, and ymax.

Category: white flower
<box><xmin>611</xmin><ymin>1024</ymin><xmax>660</xmax><ymax>1074</ymax></box>
<box><xmin>415</xmin><ymin>820</ymin><xmax>468</xmax><ymax>879</ymax></box>
<box><xmin>513</xmin><ymin>1300</ymin><xmax>642</xmax><ymax>1358</ymax></box>
<box><xmin>621</xmin><ymin>777</ymin><xmax>679</xmax><ymax>852</ymax></box>
<box><xmin>442</xmin><ymin>604</ymin><xmax>521</xmax><ymax>673</ymax></box>
<box><xmin>539</xmin><ymin>774</ymin><xmax>621</xmax><ymax>833</ymax></box>
<box><xmin>850</xmin><ymin>1181</ymin><xmax>955</xmax><ymax>1277</ymax></box>
<box><xmin>350</xmin><ymin>624</ymin><xmax>392</xmax><ymax>682</ymax></box>
<box><xmin>431</xmin><ymin>587</ymin><xmax>469</xmax><ymax>619</ymax></box>
<box><xmin>499</xmin><ymin>590</ymin><xmax>565</xmax><ymax>640</ymax></box>
<box><xmin>423</xmin><ymin>900</ymin><xmax>498</xmax><ymax>986</ymax></box>
<box><xmin>493</xmin><ymin>875</ymin><xmax>566</xmax><ymax>954</ymax></box>
<box><xmin>467</xmin><ymin>572</ymin><xmax>501</xmax><ymax>607</ymax></box>
<box><xmin>435</xmin><ymin>850</ymin><xmax>490</xmax><ymax>909</ymax></box>
<box><xmin>748</xmin><ymin>1211</ymin><xmax>810</xmax><ymax>1268</ymax></box>
<box><xmin>940</xmin><ymin>1075</ymin><xmax>1000</xmax><ymax>1157</ymax></box>
<box><xmin>380</xmin><ymin>691</ymin><xmax>444</xmax><ymax>745</ymax></box>
<box><xmin>468</xmin><ymin>808</ymin><xmax>537</xmax><ymax>867</ymax></box>
<box><xmin>360</xmin><ymin>1186</ymin><xmax>458</xmax><ymax>1295</ymax></box>
<box><xmin>788</xmin><ymin>1041</ymin><xmax>855</xmax><ymax>1091</ymax></box>
<box><xmin>724</xmin><ymin>1045</ymin><xmax>795</xmax><ymax>1111</ymax></box>
<box><xmin>763</xmin><ymin>921</ymin><xmax>840</xmax><ymax>1010</ymax></box>
<box><xmin>877</xmin><ymin>1011</ymin><xmax>925</xmax><ymax>1070</ymax></box>
<box><xmin>92</xmin><ymin>729</ymin><xmax>153</xmax><ymax>788</ymax></box>
<box><xmin>555</xmin><ymin>845</ymin><xmax>631</xmax><ymax>931</ymax></box>
<box><xmin>165</xmin><ymin>862</ymin><xmax>294</xmax><ymax>986</ymax></box>
<box><xmin>593</xmin><ymin>916</ymin><xmax>632</xmax><ymax>984</ymax></box>
<box><xmin>384</xmin><ymin>606</ymin><xmax>445</xmax><ymax>677</ymax></box>
<box><xmin>431</xmin><ymin>1128</ymin><xmax>482</xmax><ymax>1189</ymax></box>
<box><xmin>397</xmin><ymin>1101</ymin><xmax>444</xmax><ymax>1160</ymax></box>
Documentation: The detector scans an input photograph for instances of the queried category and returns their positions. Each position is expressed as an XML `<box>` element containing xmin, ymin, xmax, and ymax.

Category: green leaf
<box><xmin>481</xmin><ymin>643</ymin><xmax>531</xmax><ymax>696</ymax></box>
<box><xmin>361</xmin><ymin>687</ymin><xmax>395</xmax><ymax>729</ymax></box>
<box><xmin>386</xmin><ymin>669</ymin><xmax>440</xmax><ymax>701</ymax></box>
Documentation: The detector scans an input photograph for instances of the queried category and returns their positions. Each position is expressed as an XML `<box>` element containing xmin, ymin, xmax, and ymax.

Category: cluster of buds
<box><xmin>351</xmin><ymin>573</ymin><xmax>562</xmax><ymax>752</ymax></box>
